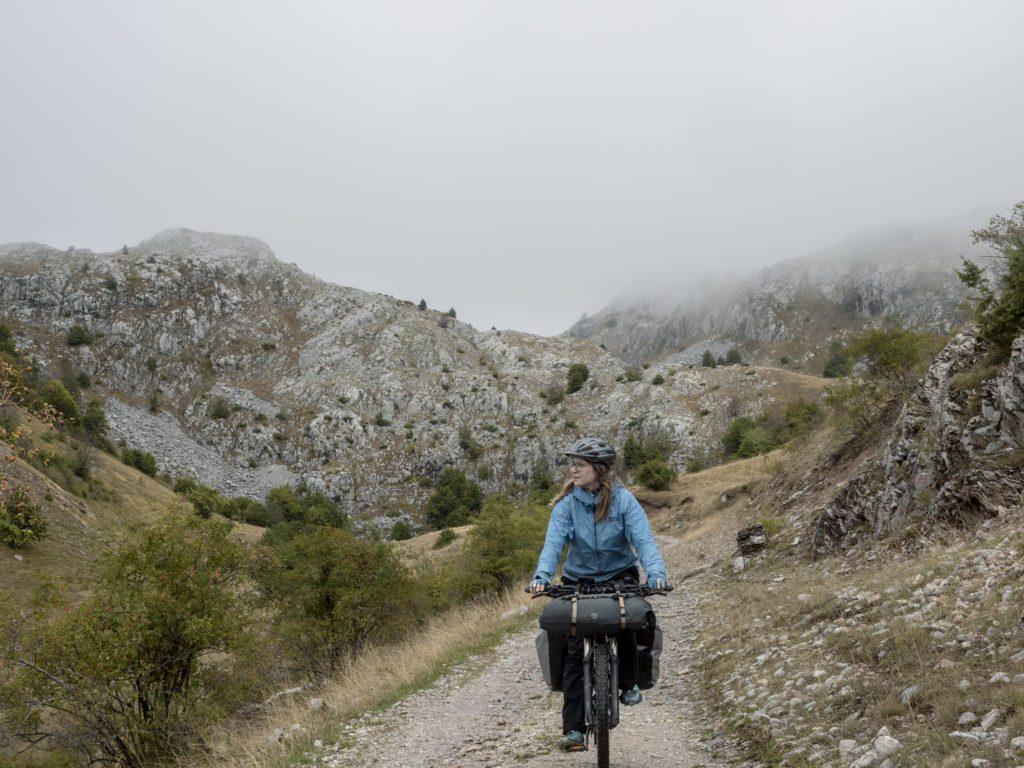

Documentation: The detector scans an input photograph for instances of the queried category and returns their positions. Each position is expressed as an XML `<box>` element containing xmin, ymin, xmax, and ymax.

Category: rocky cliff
<box><xmin>0</xmin><ymin>229</ymin><xmax>822</xmax><ymax>526</ymax></box>
<box><xmin>568</xmin><ymin>214</ymin><xmax>985</xmax><ymax>366</ymax></box>
<box><xmin>811</xmin><ymin>331</ymin><xmax>1024</xmax><ymax>557</ymax></box>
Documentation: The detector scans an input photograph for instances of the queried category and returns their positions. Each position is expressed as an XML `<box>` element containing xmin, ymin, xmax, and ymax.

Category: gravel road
<box><xmin>316</xmin><ymin>531</ymin><xmax>731</xmax><ymax>768</ymax></box>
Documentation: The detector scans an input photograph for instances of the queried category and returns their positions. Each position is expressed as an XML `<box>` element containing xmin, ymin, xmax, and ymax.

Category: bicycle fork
<box><xmin>582</xmin><ymin>636</ymin><xmax>621</xmax><ymax>733</ymax></box>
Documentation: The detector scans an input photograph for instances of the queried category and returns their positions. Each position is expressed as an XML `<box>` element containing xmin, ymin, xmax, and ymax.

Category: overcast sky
<box><xmin>2</xmin><ymin>2</ymin><xmax>1022</xmax><ymax>335</ymax></box>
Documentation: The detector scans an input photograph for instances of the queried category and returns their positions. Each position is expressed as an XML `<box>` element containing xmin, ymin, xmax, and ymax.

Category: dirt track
<box><xmin>317</xmin><ymin>528</ymin><xmax>735</xmax><ymax>768</ymax></box>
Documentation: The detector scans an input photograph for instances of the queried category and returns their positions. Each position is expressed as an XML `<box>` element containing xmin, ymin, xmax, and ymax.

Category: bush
<box><xmin>81</xmin><ymin>399</ymin><xmax>108</xmax><ymax>440</ymax></box>
<box><xmin>725</xmin><ymin>347</ymin><xmax>743</xmax><ymax>365</ymax></box>
<box><xmin>209</xmin><ymin>397</ymin><xmax>231</xmax><ymax>420</ymax></box>
<box><xmin>255</xmin><ymin>526</ymin><xmax>415</xmax><ymax>676</ymax></box>
<box><xmin>651</xmin><ymin>374</ymin><xmax>665</xmax><ymax>385</ymax></box>
<box><xmin>822</xmin><ymin>342</ymin><xmax>851</xmax><ymax>378</ymax></box>
<box><xmin>461</xmin><ymin>495</ymin><xmax>547</xmax><ymax>593</ymax></box>
<box><xmin>433</xmin><ymin>527</ymin><xmax>457</xmax><ymax>549</ymax></box>
<box><xmin>845</xmin><ymin>326</ymin><xmax>944</xmax><ymax>388</ymax></box>
<box><xmin>65</xmin><ymin>324</ymin><xmax>93</xmax><ymax>346</ymax></box>
<box><xmin>391</xmin><ymin>520</ymin><xmax>413</xmax><ymax>541</ymax></box>
<box><xmin>623</xmin><ymin>432</ymin><xmax>673</xmax><ymax>469</ymax></box>
<box><xmin>0</xmin><ymin>485</ymin><xmax>47</xmax><ymax>548</ymax></box>
<box><xmin>425</xmin><ymin>468</ymin><xmax>482</xmax><ymax>529</ymax></box>
<box><xmin>40</xmin><ymin>380</ymin><xmax>81</xmax><ymax>426</ymax></box>
<box><xmin>0</xmin><ymin>515</ymin><xmax>260</xmax><ymax>766</ymax></box>
<box><xmin>635</xmin><ymin>459</ymin><xmax>676</xmax><ymax>491</ymax></box>
<box><xmin>701</xmin><ymin>350</ymin><xmax>716</xmax><ymax>367</ymax></box>
<box><xmin>566</xmin><ymin>363</ymin><xmax>590</xmax><ymax>394</ymax></box>
<box><xmin>624</xmin><ymin>368</ymin><xmax>643</xmax><ymax>382</ymax></box>
<box><xmin>121</xmin><ymin>448</ymin><xmax>157</xmax><ymax>476</ymax></box>
<box><xmin>458</xmin><ymin>425</ymin><xmax>483</xmax><ymax>460</ymax></box>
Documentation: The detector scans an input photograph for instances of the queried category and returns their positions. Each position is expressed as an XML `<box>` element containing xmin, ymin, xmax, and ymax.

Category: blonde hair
<box><xmin>551</xmin><ymin>463</ymin><xmax>614</xmax><ymax>522</ymax></box>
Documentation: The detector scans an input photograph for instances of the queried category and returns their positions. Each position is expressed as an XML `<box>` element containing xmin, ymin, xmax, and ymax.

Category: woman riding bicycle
<box><xmin>530</xmin><ymin>437</ymin><xmax>667</xmax><ymax>751</ymax></box>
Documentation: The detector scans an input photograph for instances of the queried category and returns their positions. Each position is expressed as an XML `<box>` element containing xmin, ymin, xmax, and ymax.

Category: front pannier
<box><xmin>535</xmin><ymin>630</ymin><xmax>567</xmax><ymax>691</ymax></box>
<box><xmin>637</xmin><ymin>624</ymin><xmax>663</xmax><ymax>690</ymax></box>
<box><xmin>539</xmin><ymin>594</ymin><xmax>656</xmax><ymax>636</ymax></box>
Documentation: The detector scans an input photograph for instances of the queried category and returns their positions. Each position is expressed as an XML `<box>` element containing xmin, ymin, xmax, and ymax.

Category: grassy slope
<box><xmin>2</xmin><ymin>406</ymin><xmax>185</xmax><ymax>605</ymax></box>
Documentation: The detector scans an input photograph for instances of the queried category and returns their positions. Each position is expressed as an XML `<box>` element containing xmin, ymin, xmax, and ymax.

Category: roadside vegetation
<box><xmin>1</xmin><ymin>343</ymin><xmax>551</xmax><ymax>768</ymax></box>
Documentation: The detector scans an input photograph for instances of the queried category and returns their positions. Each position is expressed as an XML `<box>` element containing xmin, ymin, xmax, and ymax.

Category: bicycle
<box><xmin>529</xmin><ymin>581</ymin><xmax>672</xmax><ymax>768</ymax></box>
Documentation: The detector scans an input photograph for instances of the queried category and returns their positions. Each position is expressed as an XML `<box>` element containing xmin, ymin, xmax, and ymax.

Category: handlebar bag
<box><xmin>539</xmin><ymin>594</ymin><xmax>656</xmax><ymax>636</ymax></box>
<box><xmin>535</xmin><ymin>629</ymin><xmax>567</xmax><ymax>691</ymax></box>
<box><xmin>637</xmin><ymin>624</ymin><xmax>663</xmax><ymax>690</ymax></box>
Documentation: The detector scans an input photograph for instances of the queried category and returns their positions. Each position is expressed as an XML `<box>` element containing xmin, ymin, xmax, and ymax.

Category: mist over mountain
<box><xmin>567</xmin><ymin>209</ymin><xmax>995</xmax><ymax>366</ymax></box>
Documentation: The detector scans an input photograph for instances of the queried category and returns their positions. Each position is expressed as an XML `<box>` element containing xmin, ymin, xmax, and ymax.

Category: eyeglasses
<box><xmin>569</xmin><ymin>461</ymin><xmax>591</xmax><ymax>471</ymax></box>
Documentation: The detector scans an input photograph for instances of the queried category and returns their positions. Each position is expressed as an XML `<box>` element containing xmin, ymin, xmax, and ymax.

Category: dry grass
<box><xmin>392</xmin><ymin>524</ymin><xmax>473</xmax><ymax>571</ymax></box>
<box><xmin>2</xmin><ymin>406</ymin><xmax>184</xmax><ymax>605</ymax></box>
<box><xmin>184</xmin><ymin>586</ymin><xmax>536</xmax><ymax>768</ymax></box>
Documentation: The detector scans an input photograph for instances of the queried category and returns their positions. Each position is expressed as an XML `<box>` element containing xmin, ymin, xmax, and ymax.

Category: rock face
<box><xmin>0</xmin><ymin>229</ymin><xmax>817</xmax><ymax>523</ymax></box>
<box><xmin>568</xmin><ymin>215</ymin><xmax>982</xmax><ymax>365</ymax></box>
<box><xmin>811</xmin><ymin>332</ymin><xmax>1024</xmax><ymax>557</ymax></box>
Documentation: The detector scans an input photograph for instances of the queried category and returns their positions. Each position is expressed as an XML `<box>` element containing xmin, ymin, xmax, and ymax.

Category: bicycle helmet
<box><xmin>564</xmin><ymin>437</ymin><xmax>616</xmax><ymax>466</ymax></box>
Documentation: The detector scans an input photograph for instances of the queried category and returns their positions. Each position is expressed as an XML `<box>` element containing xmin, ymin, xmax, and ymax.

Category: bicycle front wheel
<box><xmin>593</xmin><ymin>643</ymin><xmax>611</xmax><ymax>768</ymax></box>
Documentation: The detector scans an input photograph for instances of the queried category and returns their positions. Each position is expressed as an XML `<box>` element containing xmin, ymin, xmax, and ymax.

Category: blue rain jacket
<box><xmin>534</xmin><ymin>484</ymin><xmax>667</xmax><ymax>585</ymax></box>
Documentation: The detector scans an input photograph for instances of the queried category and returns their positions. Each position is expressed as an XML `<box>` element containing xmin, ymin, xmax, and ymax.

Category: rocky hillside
<box><xmin>568</xmin><ymin>212</ymin><xmax>989</xmax><ymax>367</ymax></box>
<box><xmin>0</xmin><ymin>229</ymin><xmax>824</xmax><ymax>524</ymax></box>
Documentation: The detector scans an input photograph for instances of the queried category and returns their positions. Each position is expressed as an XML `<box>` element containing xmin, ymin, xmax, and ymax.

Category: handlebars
<box><xmin>526</xmin><ymin>582</ymin><xmax>674</xmax><ymax>598</ymax></box>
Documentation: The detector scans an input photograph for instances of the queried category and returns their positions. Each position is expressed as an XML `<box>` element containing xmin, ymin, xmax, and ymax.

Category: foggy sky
<box><xmin>2</xmin><ymin>1</ymin><xmax>1022</xmax><ymax>336</ymax></box>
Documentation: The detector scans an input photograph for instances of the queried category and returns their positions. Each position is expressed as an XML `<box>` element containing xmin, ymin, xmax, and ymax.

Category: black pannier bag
<box><xmin>539</xmin><ymin>594</ymin><xmax>656</xmax><ymax>636</ymax></box>
<box><xmin>636</xmin><ymin>624</ymin><xmax>663</xmax><ymax>690</ymax></box>
<box><xmin>535</xmin><ymin>630</ymin><xmax>567</xmax><ymax>691</ymax></box>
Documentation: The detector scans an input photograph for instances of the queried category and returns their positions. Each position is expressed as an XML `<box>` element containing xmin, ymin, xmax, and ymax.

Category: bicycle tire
<box><xmin>593</xmin><ymin>643</ymin><xmax>611</xmax><ymax>768</ymax></box>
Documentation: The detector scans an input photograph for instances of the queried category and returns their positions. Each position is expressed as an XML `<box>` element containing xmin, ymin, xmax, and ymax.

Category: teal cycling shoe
<box><xmin>620</xmin><ymin>684</ymin><xmax>642</xmax><ymax>705</ymax></box>
<box><xmin>558</xmin><ymin>730</ymin><xmax>586</xmax><ymax>751</ymax></box>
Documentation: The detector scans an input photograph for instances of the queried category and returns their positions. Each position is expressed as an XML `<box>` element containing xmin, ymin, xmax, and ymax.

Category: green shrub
<box><xmin>566</xmin><ymin>363</ymin><xmax>590</xmax><ymax>394</ymax></box>
<box><xmin>635</xmin><ymin>459</ymin><xmax>676</xmax><ymax>491</ymax></box>
<box><xmin>40</xmin><ymin>380</ymin><xmax>81</xmax><ymax>426</ymax></box>
<box><xmin>0</xmin><ymin>485</ymin><xmax>48</xmax><ymax>548</ymax></box>
<box><xmin>458</xmin><ymin>425</ymin><xmax>483</xmax><ymax>460</ymax></box>
<box><xmin>433</xmin><ymin>527</ymin><xmax>457</xmax><ymax>549</ymax></box>
<box><xmin>81</xmin><ymin>399</ymin><xmax>108</xmax><ymax>440</ymax></box>
<box><xmin>121</xmin><ymin>448</ymin><xmax>157</xmax><ymax>476</ymax></box>
<box><xmin>461</xmin><ymin>495</ymin><xmax>547</xmax><ymax>593</ymax></box>
<box><xmin>822</xmin><ymin>342</ymin><xmax>851</xmax><ymax>378</ymax></box>
<box><xmin>624</xmin><ymin>368</ymin><xmax>643</xmax><ymax>382</ymax></box>
<box><xmin>65</xmin><ymin>324</ymin><xmax>93</xmax><ymax>346</ymax></box>
<box><xmin>957</xmin><ymin>202</ymin><xmax>1024</xmax><ymax>355</ymax></box>
<box><xmin>701</xmin><ymin>350</ymin><xmax>716</xmax><ymax>367</ymax></box>
<box><xmin>651</xmin><ymin>374</ymin><xmax>665</xmax><ymax>385</ymax></box>
<box><xmin>254</xmin><ymin>526</ymin><xmax>415</xmax><ymax>676</ymax></box>
<box><xmin>425</xmin><ymin>468</ymin><xmax>482</xmax><ymax>529</ymax></box>
<box><xmin>623</xmin><ymin>432</ymin><xmax>673</xmax><ymax>469</ymax></box>
<box><xmin>0</xmin><ymin>515</ymin><xmax>260</xmax><ymax>766</ymax></box>
<box><xmin>209</xmin><ymin>397</ymin><xmax>231</xmax><ymax>419</ymax></box>
<box><xmin>391</xmin><ymin>520</ymin><xmax>413</xmax><ymax>541</ymax></box>
<box><xmin>725</xmin><ymin>347</ymin><xmax>743</xmax><ymax>365</ymax></box>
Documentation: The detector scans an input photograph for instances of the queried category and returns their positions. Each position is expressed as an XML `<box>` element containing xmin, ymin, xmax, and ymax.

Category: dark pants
<box><xmin>560</xmin><ymin>568</ymin><xmax>640</xmax><ymax>735</ymax></box>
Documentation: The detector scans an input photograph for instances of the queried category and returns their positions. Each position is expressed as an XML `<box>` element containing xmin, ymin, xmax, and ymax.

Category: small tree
<box><xmin>0</xmin><ymin>515</ymin><xmax>260</xmax><ymax>766</ymax></box>
<box><xmin>701</xmin><ymin>350</ymin><xmax>716</xmax><ymax>367</ymax></box>
<box><xmin>957</xmin><ymin>202</ymin><xmax>1024</xmax><ymax>355</ymax></box>
<box><xmin>255</xmin><ymin>526</ymin><xmax>414</xmax><ymax>676</ymax></box>
<box><xmin>81</xmin><ymin>399</ymin><xmax>108</xmax><ymax>440</ymax></box>
<box><xmin>66</xmin><ymin>324</ymin><xmax>93</xmax><ymax>347</ymax></box>
<box><xmin>822</xmin><ymin>342</ymin><xmax>850</xmax><ymax>378</ymax></box>
<box><xmin>40</xmin><ymin>380</ymin><xmax>81</xmax><ymax>426</ymax></box>
<box><xmin>418</xmin><ymin>299</ymin><xmax>427</xmax><ymax>311</ymax></box>
<box><xmin>635</xmin><ymin>459</ymin><xmax>676</xmax><ymax>491</ymax></box>
<box><xmin>725</xmin><ymin>347</ymin><xmax>742</xmax><ymax>365</ymax></box>
<box><xmin>425</xmin><ymin>468</ymin><xmax>482</xmax><ymax>528</ymax></box>
<box><xmin>447</xmin><ymin>308</ymin><xmax>457</xmax><ymax>318</ymax></box>
<box><xmin>566</xmin><ymin>363</ymin><xmax>590</xmax><ymax>394</ymax></box>
<box><xmin>391</xmin><ymin>520</ymin><xmax>413</xmax><ymax>541</ymax></box>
